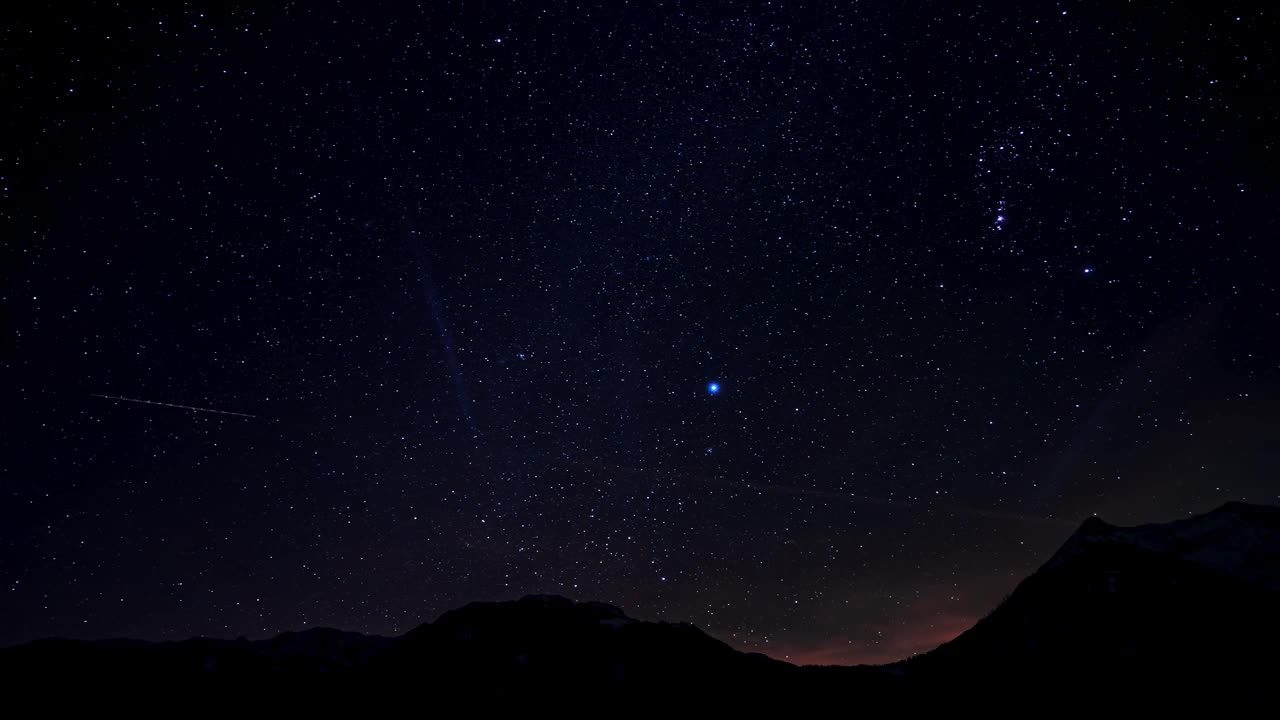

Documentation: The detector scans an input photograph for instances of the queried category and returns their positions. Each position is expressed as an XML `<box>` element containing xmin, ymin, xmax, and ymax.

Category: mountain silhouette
<box><xmin>3</xmin><ymin>502</ymin><xmax>1277</xmax><ymax>694</ymax></box>
<box><xmin>899</xmin><ymin>501</ymin><xmax>1280</xmax><ymax>694</ymax></box>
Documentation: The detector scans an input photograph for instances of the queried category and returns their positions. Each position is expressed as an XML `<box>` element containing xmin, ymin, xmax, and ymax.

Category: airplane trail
<box><xmin>90</xmin><ymin>394</ymin><xmax>257</xmax><ymax>418</ymax></box>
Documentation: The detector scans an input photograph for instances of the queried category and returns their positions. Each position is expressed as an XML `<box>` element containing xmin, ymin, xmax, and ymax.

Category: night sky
<box><xmin>3</xmin><ymin>1</ymin><xmax>1277</xmax><ymax>665</ymax></box>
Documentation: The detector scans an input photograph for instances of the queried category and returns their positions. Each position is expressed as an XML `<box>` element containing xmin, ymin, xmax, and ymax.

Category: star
<box><xmin>9</xmin><ymin>0</ymin><xmax>1265</xmax><ymax>673</ymax></box>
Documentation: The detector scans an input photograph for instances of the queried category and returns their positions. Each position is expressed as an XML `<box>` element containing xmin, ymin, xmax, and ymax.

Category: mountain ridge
<box><xmin>898</xmin><ymin>500</ymin><xmax>1280</xmax><ymax>692</ymax></box>
<box><xmin>4</xmin><ymin>501</ymin><xmax>1277</xmax><ymax>693</ymax></box>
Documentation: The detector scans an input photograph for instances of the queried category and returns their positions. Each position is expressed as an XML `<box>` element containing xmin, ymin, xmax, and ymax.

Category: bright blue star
<box><xmin>707</xmin><ymin>382</ymin><xmax>720</xmax><ymax>395</ymax></box>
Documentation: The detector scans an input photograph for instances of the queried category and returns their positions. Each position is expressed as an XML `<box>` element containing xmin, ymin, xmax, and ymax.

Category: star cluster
<box><xmin>2</xmin><ymin>1</ymin><xmax>1276</xmax><ymax>664</ymax></box>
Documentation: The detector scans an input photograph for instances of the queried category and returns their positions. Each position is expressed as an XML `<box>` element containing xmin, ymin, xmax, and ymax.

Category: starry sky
<box><xmin>3</xmin><ymin>1</ymin><xmax>1277</xmax><ymax>665</ymax></box>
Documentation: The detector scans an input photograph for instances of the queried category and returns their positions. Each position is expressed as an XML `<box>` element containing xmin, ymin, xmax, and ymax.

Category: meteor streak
<box><xmin>90</xmin><ymin>394</ymin><xmax>257</xmax><ymax>418</ymax></box>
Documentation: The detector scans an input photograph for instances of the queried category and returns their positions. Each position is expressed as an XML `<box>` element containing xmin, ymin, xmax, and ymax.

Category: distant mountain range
<box><xmin>5</xmin><ymin>502</ymin><xmax>1277</xmax><ymax>694</ymax></box>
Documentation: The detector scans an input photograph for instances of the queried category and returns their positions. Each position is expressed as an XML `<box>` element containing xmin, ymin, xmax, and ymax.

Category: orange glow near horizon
<box><xmin>753</xmin><ymin>613</ymin><xmax>978</xmax><ymax>667</ymax></box>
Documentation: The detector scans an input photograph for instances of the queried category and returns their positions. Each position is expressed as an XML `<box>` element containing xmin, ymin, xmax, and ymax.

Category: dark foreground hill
<box><xmin>3</xmin><ymin>502</ymin><xmax>1277</xmax><ymax>695</ymax></box>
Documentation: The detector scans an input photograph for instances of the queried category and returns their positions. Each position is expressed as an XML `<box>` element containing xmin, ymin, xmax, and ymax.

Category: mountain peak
<box><xmin>902</xmin><ymin>501</ymin><xmax>1280</xmax><ymax>692</ymax></box>
<box><xmin>1073</xmin><ymin>514</ymin><xmax>1115</xmax><ymax>536</ymax></box>
<box><xmin>1046</xmin><ymin>501</ymin><xmax>1280</xmax><ymax>590</ymax></box>
<box><xmin>4</xmin><ymin>503</ymin><xmax>1276</xmax><ymax>694</ymax></box>
<box><xmin>517</xmin><ymin>593</ymin><xmax>574</xmax><ymax>606</ymax></box>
